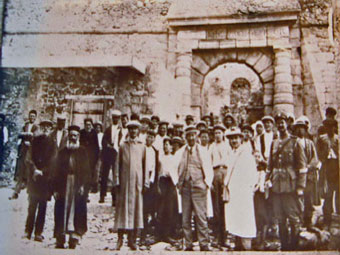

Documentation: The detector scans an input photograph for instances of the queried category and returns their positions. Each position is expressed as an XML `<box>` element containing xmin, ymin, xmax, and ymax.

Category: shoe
<box><xmin>128</xmin><ymin>242</ymin><xmax>137</xmax><ymax>251</ymax></box>
<box><xmin>55</xmin><ymin>243</ymin><xmax>65</xmax><ymax>249</ymax></box>
<box><xmin>69</xmin><ymin>238</ymin><xmax>78</xmax><ymax>249</ymax></box>
<box><xmin>34</xmin><ymin>235</ymin><xmax>44</xmax><ymax>242</ymax></box>
<box><xmin>200</xmin><ymin>246</ymin><xmax>210</xmax><ymax>251</ymax></box>
<box><xmin>23</xmin><ymin>232</ymin><xmax>31</xmax><ymax>240</ymax></box>
<box><xmin>184</xmin><ymin>246</ymin><xmax>194</xmax><ymax>251</ymax></box>
<box><xmin>115</xmin><ymin>237</ymin><xmax>123</xmax><ymax>250</ymax></box>
<box><xmin>99</xmin><ymin>198</ymin><xmax>105</xmax><ymax>203</ymax></box>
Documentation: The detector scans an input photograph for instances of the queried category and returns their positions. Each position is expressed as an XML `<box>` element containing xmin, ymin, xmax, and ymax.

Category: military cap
<box><xmin>127</xmin><ymin>120</ymin><xmax>141</xmax><ymax>129</ymax></box>
<box><xmin>68</xmin><ymin>125</ymin><xmax>81</xmax><ymax>133</ymax></box>
<box><xmin>326</xmin><ymin>107</ymin><xmax>337</xmax><ymax>117</ymax></box>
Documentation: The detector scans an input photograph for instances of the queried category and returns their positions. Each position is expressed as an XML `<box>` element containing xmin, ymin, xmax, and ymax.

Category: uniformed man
<box><xmin>267</xmin><ymin>112</ymin><xmax>307</xmax><ymax>251</ymax></box>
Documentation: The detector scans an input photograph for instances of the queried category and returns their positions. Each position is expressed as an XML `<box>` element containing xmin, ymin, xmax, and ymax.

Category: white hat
<box><xmin>111</xmin><ymin>110</ymin><xmax>121</xmax><ymax>116</ymax></box>
<box><xmin>185</xmin><ymin>125</ymin><xmax>198</xmax><ymax>135</ymax></box>
<box><xmin>261</xmin><ymin>115</ymin><xmax>274</xmax><ymax>123</ymax></box>
<box><xmin>226</xmin><ymin>127</ymin><xmax>243</xmax><ymax>138</ymax></box>
<box><xmin>126</xmin><ymin>120</ymin><xmax>141</xmax><ymax>129</ymax></box>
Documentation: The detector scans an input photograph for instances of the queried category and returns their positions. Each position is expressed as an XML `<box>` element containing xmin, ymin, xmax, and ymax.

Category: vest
<box><xmin>185</xmin><ymin>146</ymin><xmax>204</xmax><ymax>186</ymax></box>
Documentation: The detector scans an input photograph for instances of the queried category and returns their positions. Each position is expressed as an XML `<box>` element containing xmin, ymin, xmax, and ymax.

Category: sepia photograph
<box><xmin>0</xmin><ymin>0</ymin><xmax>339</xmax><ymax>254</ymax></box>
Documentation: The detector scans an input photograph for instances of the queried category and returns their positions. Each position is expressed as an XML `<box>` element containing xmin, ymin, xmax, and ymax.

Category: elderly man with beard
<box><xmin>113</xmin><ymin>121</ymin><xmax>148</xmax><ymax>251</ymax></box>
<box><xmin>24</xmin><ymin>120</ymin><xmax>56</xmax><ymax>242</ymax></box>
<box><xmin>53</xmin><ymin>125</ymin><xmax>91</xmax><ymax>249</ymax></box>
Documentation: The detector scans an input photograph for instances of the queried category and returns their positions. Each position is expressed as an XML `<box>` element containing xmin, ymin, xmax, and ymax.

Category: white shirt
<box><xmin>159</xmin><ymin>153</ymin><xmax>179</xmax><ymax>185</ymax></box>
<box><xmin>2</xmin><ymin>126</ymin><xmax>8</xmax><ymax>144</ymax></box>
<box><xmin>56</xmin><ymin>130</ymin><xmax>63</xmax><ymax>148</ymax></box>
<box><xmin>111</xmin><ymin>124</ymin><xmax>120</xmax><ymax>151</ymax></box>
<box><xmin>97</xmin><ymin>132</ymin><xmax>104</xmax><ymax>150</ymax></box>
<box><xmin>209</xmin><ymin>141</ymin><xmax>229</xmax><ymax>168</ymax></box>
<box><xmin>145</xmin><ymin>146</ymin><xmax>156</xmax><ymax>183</ymax></box>
<box><xmin>139</xmin><ymin>133</ymin><xmax>147</xmax><ymax>145</ymax></box>
<box><xmin>256</xmin><ymin>131</ymin><xmax>273</xmax><ymax>160</ymax></box>
<box><xmin>119</xmin><ymin>128</ymin><xmax>128</xmax><ymax>146</ymax></box>
<box><xmin>154</xmin><ymin>135</ymin><xmax>165</xmax><ymax>151</ymax></box>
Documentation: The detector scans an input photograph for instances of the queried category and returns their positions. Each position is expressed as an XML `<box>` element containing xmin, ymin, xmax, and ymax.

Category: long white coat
<box><xmin>224</xmin><ymin>144</ymin><xmax>258</xmax><ymax>238</ymax></box>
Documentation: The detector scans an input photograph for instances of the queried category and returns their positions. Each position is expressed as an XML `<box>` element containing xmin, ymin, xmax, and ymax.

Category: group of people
<box><xmin>7</xmin><ymin>106</ymin><xmax>339</xmax><ymax>251</ymax></box>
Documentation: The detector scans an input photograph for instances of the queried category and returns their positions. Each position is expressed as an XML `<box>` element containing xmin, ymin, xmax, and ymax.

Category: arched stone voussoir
<box><xmin>245</xmin><ymin>51</ymin><xmax>264</xmax><ymax>67</ymax></box>
<box><xmin>192</xmin><ymin>54</ymin><xmax>210</xmax><ymax>75</ymax></box>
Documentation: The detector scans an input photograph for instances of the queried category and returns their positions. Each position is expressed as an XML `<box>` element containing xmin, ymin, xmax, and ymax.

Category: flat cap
<box><xmin>226</xmin><ymin>127</ymin><xmax>243</xmax><ymax>138</ymax></box>
<box><xmin>127</xmin><ymin>120</ymin><xmax>141</xmax><ymax>129</ymax></box>
<box><xmin>185</xmin><ymin>125</ymin><xmax>198</xmax><ymax>135</ymax></box>
<box><xmin>261</xmin><ymin>115</ymin><xmax>274</xmax><ymax>123</ymax></box>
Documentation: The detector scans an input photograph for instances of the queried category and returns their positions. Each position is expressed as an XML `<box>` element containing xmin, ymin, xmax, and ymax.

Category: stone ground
<box><xmin>0</xmin><ymin>186</ymin><xmax>340</xmax><ymax>255</ymax></box>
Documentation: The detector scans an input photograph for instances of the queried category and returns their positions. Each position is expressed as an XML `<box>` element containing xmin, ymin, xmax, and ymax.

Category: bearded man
<box><xmin>53</xmin><ymin>125</ymin><xmax>91</xmax><ymax>249</ymax></box>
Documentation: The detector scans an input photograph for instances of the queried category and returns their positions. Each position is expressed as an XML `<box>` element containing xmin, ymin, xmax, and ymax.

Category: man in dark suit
<box><xmin>80</xmin><ymin>118</ymin><xmax>99</xmax><ymax>197</ymax></box>
<box><xmin>24</xmin><ymin>119</ymin><xmax>56</xmax><ymax>241</ymax></box>
<box><xmin>100</xmin><ymin>110</ymin><xmax>122</xmax><ymax>204</ymax></box>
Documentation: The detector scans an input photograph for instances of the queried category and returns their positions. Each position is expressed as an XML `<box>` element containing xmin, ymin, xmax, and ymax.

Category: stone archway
<box><xmin>190</xmin><ymin>48</ymin><xmax>275</xmax><ymax>118</ymax></box>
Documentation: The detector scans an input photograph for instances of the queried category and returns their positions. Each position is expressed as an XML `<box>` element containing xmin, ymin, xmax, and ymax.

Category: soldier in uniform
<box><xmin>267</xmin><ymin>112</ymin><xmax>307</xmax><ymax>251</ymax></box>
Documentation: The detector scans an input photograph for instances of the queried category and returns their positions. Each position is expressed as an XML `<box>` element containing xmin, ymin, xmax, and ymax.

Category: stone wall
<box><xmin>299</xmin><ymin>0</ymin><xmax>338</xmax><ymax>131</ymax></box>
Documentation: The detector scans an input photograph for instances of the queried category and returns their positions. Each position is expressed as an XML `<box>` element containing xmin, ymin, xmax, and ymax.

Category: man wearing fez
<box><xmin>80</xmin><ymin>118</ymin><xmax>99</xmax><ymax>195</ymax></box>
<box><xmin>113</xmin><ymin>121</ymin><xmax>148</xmax><ymax>251</ymax></box>
<box><xmin>100</xmin><ymin>110</ymin><xmax>122</xmax><ymax>204</ymax></box>
<box><xmin>11</xmin><ymin>110</ymin><xmax>39</xmax><ymax>199</ymax></box>
<box><xmin>177</xmin><ymin>125</ymin><xmax>213</xmax><ymax>251</ymax></box>
<box><xmin>0</xmin><ymin>113</ymin><xmax>9</xmax><ymax>172</ymax></box>
<box><xmin>53</xmin><ymin>125</ymin><xmax>91</xmax><ymax>249</ymax></box>
<box><xmin>24</xmin><ymin>120</ymin><xmax>56</xmax><ymax>241</ymax></box>
<box><xmin>294</xmin><ymin>118</ymin><xmax>321</xmax><ymax>229</ymax></box>
<box><xmin>267</xmin><ymin>113</ymin><xmax>307</xmax><ymax>250</ymax></box>
<box><xmin>317</xmin><ymin>119</ymin><xmax>339</xmax><ymax>230</ymax></box>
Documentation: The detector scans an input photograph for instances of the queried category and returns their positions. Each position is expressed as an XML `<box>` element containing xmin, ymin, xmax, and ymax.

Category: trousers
<box><xmin>25</xmin><ymin>195</ymin><xmax>47</xmax><ymax>236</ymax></box>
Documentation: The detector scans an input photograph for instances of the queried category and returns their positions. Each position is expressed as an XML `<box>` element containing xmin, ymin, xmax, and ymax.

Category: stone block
<box><xmin>236</xmin><ymin>40</ymin><xmax>250</xmax><ymax>48</ymax></box>
<box><xmin>198</xmin><ymin>40</ymin><xmax>219</xmax><ymax>49</ymax></box>
<box><xmin>274</xmin><ymin>83</ymin><xmax>293</xmax><ymax>94</ymax></box>
<box><xmin>267</xmin><ymin>25</ymin><xmax>289</xmax><ymax>39</ymax></box>
<box><xmin>261</xmin><ymin>67</ymin><xmax>274</xmax><ymax>83</ymax></box>
<box><xmin>250</xmin><ymin>39</ymin><xmax>267</xmax><ymax>47</ymax></box>
<box><xmin>219</xmin><ymin>40</ymin><xmax>236</xmax><ymax>49</ymax></box>
<box><xmin>274</xmin><ymin>64</ymin><xmax>291</xmax><ymax>74</ymax></box>
<box><xmin>177</xmin><ymin>30</ymin><xmax>206</xmax><ymax>40</ymax></box>
<box><xmin>200</xmin><ymin>51</ymin><xmax>226</xmax><ymax>69</ymax></box>
<box><xmin>191</xmin><ymin>69</ymin><xmax>204</xmax><ymax>85</ymax></box>
<box><xmin>237</xmin><ymin>49</ymin><xmax>249</xmax><ymax>62</ymax></box>
<box><xmin>192</xmin><ymin>55</ymin><xmax>210</xmax><ymax>75</ymax></box>
<box><xmin>268</xmin><ymin>37</ymin><xmax>290</xmax><ymax>47</ymax></box>
<box><xmin>245</xmin><ymin>51</ymin><xmax>263</xmax><ymax>66</ymax></box>
<box><xmin>207</xmin><ymin>28</ymin><xmax>227</xmax><ymax>40</ymax></box>
<box><xmin>290</xmin><ymin>27</ymin><xmax>300</xmax><ymax>39</ymax></box>
<box><xmin>191</xmin><ymin>84</ymin><xmax>201</xmax><ymax>105</ymax></box>
<box><xmin>227</xmin><ymin>27</ymin><xmax>249</xmax><ymax>41</ymax></box>
<box><xmin>175</xmin><ymin>67</ymin><xmax>191</xmax><ymax>78</ymax></box>
<box><xmin>275</xmin><ymin>73</ymin><xmax>292</xmax><ymax>84</ymax></box>
<box><xmin>254</xmin><ymin>54</ymin><xmax>273</xmax><ymax>74</ymax></box>
<box><xmin>177</xmin><ymin>39</ymin><xmax>199</xmax><ymax>52</ymax></box>
<box><xmin>250</xmin><ymin>25</ymin><xmax>267</xmax><ymax>41</ymax></box>
<box><xmin>292</xmin><ymin>75</ymin><xmax>303</xmax><ymax>85</ymax></box>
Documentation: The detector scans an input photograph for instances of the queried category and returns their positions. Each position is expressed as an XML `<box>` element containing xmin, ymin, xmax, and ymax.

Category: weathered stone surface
<box><xmin>253</xmin><ymin>54</ymin><xmax>273</xmax><ymax>74</ymax></box>
<box><xmin>192</xmin><ymin>55</ymin><xmax>210</xmax><ymax>74</ymax></box>
<box><xmin>219</xmin><ymin>40</ymin><xmax>236</xmax><ymax>49</ymax></box>
<box><xmin>228</xmin><ymin>27</ymin><xmax>249</xmax><ymax>41</ymax></box>
<box><xmin>191</xmin><ymin>68</ymin><xmax>204</xmax><ymax>85</ymax></box>
<box><xmin>260</xmin><ymin>67</ymin><xmax>275</xmax><ymax>83</ymax></box>
<box><xmin>177</xmin><ymin>39</ymin><xmax>199</xmax><ymax>52</ymax></box>
<box><xmin>177</xmin><ymin>30</ymin><xmax>206</xmax><ymax>40</ymax></box>
<box><xmin>207</xmin><ymin>27</ymin><xmax>227</xmax><ymax>40</ymax></box>
<box><xmin>245</xmin><ymin>51</ymin><xmax>263</xmax><ymax>66</ymax></box>
<box><xmin>198</xmin><ymin>40</ymin><xmax>219</xmax><ymax>49</ymax></box>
